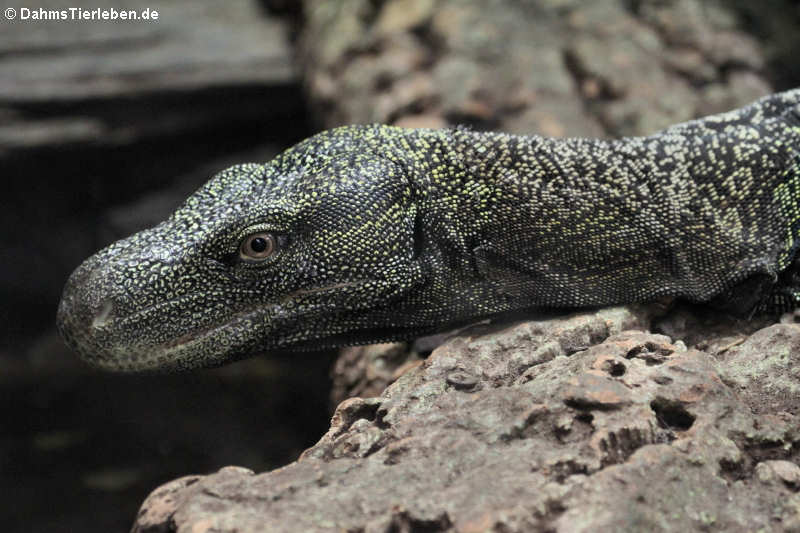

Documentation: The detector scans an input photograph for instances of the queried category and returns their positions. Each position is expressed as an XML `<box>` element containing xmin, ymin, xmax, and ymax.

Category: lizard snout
<box><xmin>56</xmin><ymin>255</ymin><xmax>123</xmax><ymax>368</ymax></box>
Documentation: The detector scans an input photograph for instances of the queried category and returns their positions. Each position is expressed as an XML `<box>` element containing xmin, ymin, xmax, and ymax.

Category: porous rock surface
<box><xmin>133</xmin><ymin>307</ymin><xmax>800</xmax><ymax>532</ymax></box>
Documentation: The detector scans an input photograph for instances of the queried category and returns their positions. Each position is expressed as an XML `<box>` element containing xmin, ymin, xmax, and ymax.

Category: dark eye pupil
<box><xmin>250</xmin><ymin>237</ymin><xmax>268</xmax><ymax>253</ymax></box>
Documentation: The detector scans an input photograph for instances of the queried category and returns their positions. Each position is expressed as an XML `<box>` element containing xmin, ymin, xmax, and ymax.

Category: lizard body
<box><xmin>58</xmin><ymin>89</ymin><xmax>800</xmax><ymax>371</ymax></box>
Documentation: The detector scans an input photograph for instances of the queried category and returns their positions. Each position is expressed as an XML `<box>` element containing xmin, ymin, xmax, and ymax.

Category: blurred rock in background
<box><xmin>299</xmin><ymin>0</ymin><xmax>773</xmax><ymax>136</ymax></box>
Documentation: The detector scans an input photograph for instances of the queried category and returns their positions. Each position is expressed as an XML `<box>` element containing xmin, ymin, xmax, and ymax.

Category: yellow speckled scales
<box><xmin>58</xmin><ymin>89</ymin><xmax>800</xmax><ymax>371</ymax></box>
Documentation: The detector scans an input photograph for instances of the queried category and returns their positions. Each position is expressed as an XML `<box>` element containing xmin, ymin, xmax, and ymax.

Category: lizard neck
<box><xmin>370</xmin><ymin>125</ymin><xmax>630</xmax><ymax>246</ymax></box>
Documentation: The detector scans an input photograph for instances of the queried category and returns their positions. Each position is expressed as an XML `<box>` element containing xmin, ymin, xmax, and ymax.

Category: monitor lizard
<box><xmin>57</xmin><ymin>89</ymin><xmax>800</xmax><ymax>371</ymax></box>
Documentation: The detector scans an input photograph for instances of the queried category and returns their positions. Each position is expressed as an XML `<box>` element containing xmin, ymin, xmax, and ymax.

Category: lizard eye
<box><xmin>239</xmin><ymin>232</ymin><xmax>276</xmax><ymax>261</ymax></box>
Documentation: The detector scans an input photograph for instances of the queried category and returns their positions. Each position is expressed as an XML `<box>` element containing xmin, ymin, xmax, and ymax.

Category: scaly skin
<box><xmin>57</xmin><ymin>89</ymin><xmax>800</xmax><ymax>371</ymax></box>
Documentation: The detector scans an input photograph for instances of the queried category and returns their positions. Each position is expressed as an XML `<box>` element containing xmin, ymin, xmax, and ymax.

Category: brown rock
<box><xmin>133</xmin><ymin>306</ymin><xmax>800</xmax><ymax>531</ymax></box>
<box><xmin>756</xmin><ymin>460</ymin><xmax>800</xmax><ymax>489</ymax></box>
<box><xmin>717</xmin><ymin>323</ymin><xmax>800</xmax><ymax>416</ymax></box>
<box><xmin>134</xmin><ymin>475</ymin><xmax>204</xmax><ymax>533</ymax></box>
<box><xmin>329</xmin><ymin>343</ymin><xmax>422</xmax><ymax>408</ymax></box>
<box><xmin>562</xmin><ymin>371</ymin><xmax>633</xmax><ymax>410</ymax></box>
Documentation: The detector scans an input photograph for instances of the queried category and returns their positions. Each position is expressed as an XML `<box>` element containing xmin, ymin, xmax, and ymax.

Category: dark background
<box><xmin>2</xmin><ymin>0</ymin><xmax>800</xmax><ymax>531</ymax></box>
<box><xmin>2</xmin><ymin>2</ymin><xmax>334</xmax><ymax>532</ymax></box>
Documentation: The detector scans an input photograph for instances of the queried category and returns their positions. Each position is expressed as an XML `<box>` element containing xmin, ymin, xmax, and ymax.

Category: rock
<box><xmin>300</xmin><ymin>0</ymin><xmax>772</xmax><ymax>137</ymax></box>
<box><xmin>132</xmin><ymin>306</ymin><xmax>800</xmax><ymax>531</ymax></box>
<box><xmin>329</xmin><ymin>342</ymin><xmax>422</xmax><ymax>408</ymax></box>
<box><xmin>756</xmin><ymin>460</ymin><xmax>800</xmax><ymax>489</ymax></box>
<box><xmin>652</xmin><ymin>303</ymin><xmax>773</xmax><ymax>355</ymax></box>
<box><xmin>134</xmin><ymin>475</ymin><xmax>204</xmax><ymax>533</ymax></box>
<box><xmin>716</xmin><ymin>323</ymin><xmax>800</xmax><ymax>416</ymax></box>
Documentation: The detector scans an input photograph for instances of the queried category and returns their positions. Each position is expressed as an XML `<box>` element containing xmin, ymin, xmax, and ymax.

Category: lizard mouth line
<box><xmin>161</xmin><ymin>304</ymin><xmax>272</xmax><ymax>351</ymax></box>
<box><xmin>158</xmin><ymin>279</ymin><xmax>376</xmax><ymax>352</ymax></box>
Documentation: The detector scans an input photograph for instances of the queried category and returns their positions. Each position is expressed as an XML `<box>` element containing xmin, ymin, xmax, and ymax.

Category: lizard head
<box><xmin>57</xmin><ymin>125</ymin><xmax>426</xmax><ymax>371</ymax></box>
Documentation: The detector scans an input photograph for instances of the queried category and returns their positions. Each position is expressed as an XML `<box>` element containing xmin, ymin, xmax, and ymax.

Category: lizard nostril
<box><xmin>91</xmin><ymin>299</ymin><xmax>115</xmax><ymax>329</ymax></box>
